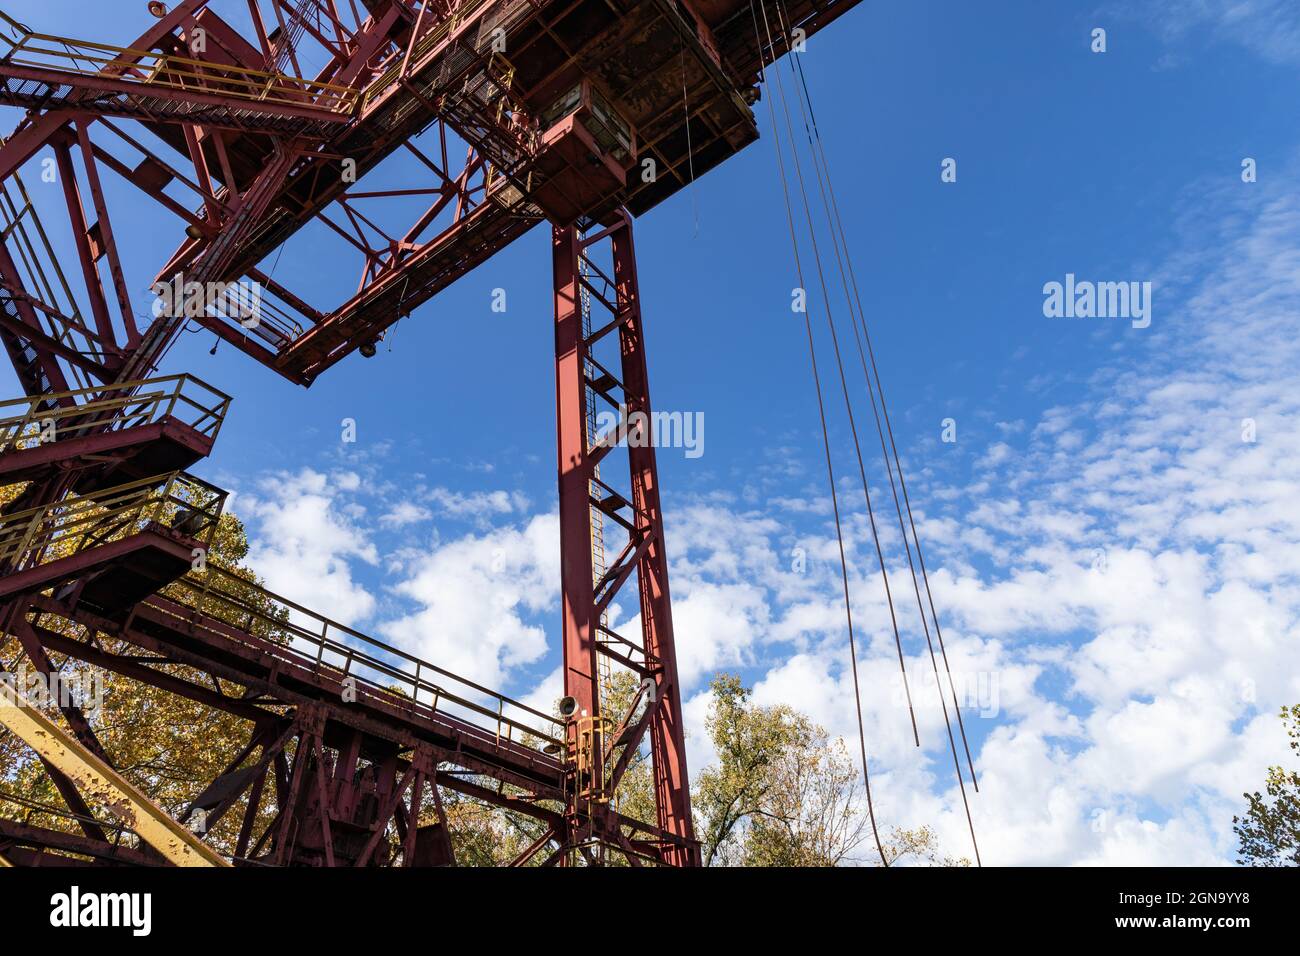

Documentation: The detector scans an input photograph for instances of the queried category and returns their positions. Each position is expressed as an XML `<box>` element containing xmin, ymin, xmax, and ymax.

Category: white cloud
<box><xmin>630</xmin><ymin>174</ymin><xmax>1300</xmax><ymax>865</ymax></box>
<box><xmin>427</xmin><ymin>487</ymin><xmax>529</xmax><ymax>521</ymax></box>
<box><xmin>378</xmin><ymin>514</ymin><xmax>559</xmax><ymax>689</ymax></box>
<box><xmin>379</xmin><ymin>501</ymin><xmax>432</xmax><ymax>527</ymax></box>
<box><xmin>1118</xmin><ymin>0</ymin><xmax>1300</xmax><ymax>66</ymax></box>
<box><xmin>240</xmin><ymin>468</ymin><xmax>379</xmax><ymax>626</ymax></box>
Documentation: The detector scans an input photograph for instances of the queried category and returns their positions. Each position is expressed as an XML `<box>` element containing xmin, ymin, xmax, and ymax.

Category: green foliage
<box><xmin>439</xmin><ymin>790</ymin><xmax>550</xmax><ymax>866</ymax></box>
<box><xmin>694</xmin><ymin>674</ymin><xmax>871</xmax><ymax>866</ymax></box>
<box><xmin>880</xmin><ymin>825</ymin><xmax>972</xmax><ymax>867</ymax></box>
<box><xmin>1234</xmin><ymin>705</ymin><xmax>1300</xmax><ymax>867</ymax></box>
<box><xmin>693</xmin><ymin>675</ymin><xmax>969</xmax><ymax>867</ymax></box>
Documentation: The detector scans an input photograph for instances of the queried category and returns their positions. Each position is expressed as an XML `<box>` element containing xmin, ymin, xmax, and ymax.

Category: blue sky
<box><xmin>3</xmin><ymin>1</ymin><xmax>1299</xmax><ymax>864</ymax></box>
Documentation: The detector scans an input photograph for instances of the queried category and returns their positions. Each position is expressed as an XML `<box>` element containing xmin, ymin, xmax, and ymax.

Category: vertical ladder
<box><xmin>579</xmin><ymin>238</ymin><xmax>614</xmax><ymax>715</ymax></box>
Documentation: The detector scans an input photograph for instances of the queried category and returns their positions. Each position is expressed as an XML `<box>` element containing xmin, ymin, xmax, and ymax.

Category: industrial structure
<box><xmin>0</xmin><ymin>0</ymin><xmax>888</xmax><ymax>867</ymax></box>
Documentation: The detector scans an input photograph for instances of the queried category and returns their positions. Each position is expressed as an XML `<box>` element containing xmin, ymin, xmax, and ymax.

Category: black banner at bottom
<box><xmin>0</xmin><ymin>864</ymin><xmax>1282</xmax><ymax>944</ymax></box>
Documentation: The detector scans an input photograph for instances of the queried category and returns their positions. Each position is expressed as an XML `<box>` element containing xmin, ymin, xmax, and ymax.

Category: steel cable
<box><xmin>755</xmin><ymin>0</ymin><xmax>983</xmax><ymax>864</ymax></box>
<box><xmin>769</xmin><ymin>0</ymin><xmax>981</xmax><ymax>863</ymax></box>
<box><xmin>747</xmin><ymin>0</ymin><xmax>889</xmax><ymax>866</ymax></box>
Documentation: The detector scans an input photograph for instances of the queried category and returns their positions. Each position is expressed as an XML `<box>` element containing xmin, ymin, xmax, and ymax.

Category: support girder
<box><xmin>552</xmin><ymin>212</ymin><xmax>698</xmax><ymax>865</ymax></box>
<box><xmin>0</xmin><ymin>679</ymin><xmax>228</xmax><ymax>866</ymax></box>
<box><xmin>20</xmin><ymin>589</ymin><xmax>565</xmax><ymax>798</ymax></box>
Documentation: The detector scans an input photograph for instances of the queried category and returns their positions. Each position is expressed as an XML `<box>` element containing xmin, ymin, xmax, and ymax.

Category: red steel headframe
<box><xmin>0</xmin><ymin>0</ymin><xmax>871</xmax><ymax>866</ymax></box>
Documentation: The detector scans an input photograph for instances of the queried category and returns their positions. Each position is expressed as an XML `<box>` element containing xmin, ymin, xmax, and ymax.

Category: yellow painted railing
<box><xmin>0</xmin><ymin>373</ymin><xmax>230</xmax><ymax>457</ymax></box>
<box><xmin>0</xmin><ymin>470</ymin><xmax>226</xmax><ymax>568</ymax></box>
<box><xmin>0</xmin><ymin>10</ymin><xmax>357</xmax><ymax>116</ymax></box>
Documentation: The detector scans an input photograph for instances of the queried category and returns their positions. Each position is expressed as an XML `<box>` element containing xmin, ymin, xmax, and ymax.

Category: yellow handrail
<box><xmin>0</xmin><ymin>469</ymin><xmax>226</xmax><ymax>567</ymax></box>
<box><xmin>0</xmin><ymin>11</ymin><xmax>357</xmax><ymax>116</ymax></box>
<box><xmin>0</xmin><ymin>373</ymin><xmax>231</xmax><ymax>456</ymax></box>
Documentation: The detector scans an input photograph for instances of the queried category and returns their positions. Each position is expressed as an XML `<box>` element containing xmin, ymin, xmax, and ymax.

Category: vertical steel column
<box><xmin>553</xmin><ymin>225</ymin><xmax>601</xmax><ymax>724</ymax></box>
<box><xmin>607</xmin><ymin>216</ymin><xmax>697</xmax><ymax>866</ymax></box>
<box><xmin>552</xmin><ymin>213</ymin><xmax>699</xmax><ymax>865</ymax></box>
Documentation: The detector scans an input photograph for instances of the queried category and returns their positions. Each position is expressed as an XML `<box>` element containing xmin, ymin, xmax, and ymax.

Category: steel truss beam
<box><xmin>0</xmin><ymin>585</ymin><xmax>571</xmax><ymax>866</ymax></box>
<box><xmin>0</xmin><ymin>0</ymin><xmax>540</xmax><ymax>391</ymax></box>
<box><xmin>0</xmin><ymin>0</ymin><xmax>860</xmax><ymax>391</ymax></box>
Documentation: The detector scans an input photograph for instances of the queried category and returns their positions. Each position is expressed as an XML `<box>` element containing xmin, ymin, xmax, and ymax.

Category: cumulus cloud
<box><xmin>427</xmin><ymin>487</ymin><xmax>528</xmax><ymax>521</ymax></box>
<box><xmin>379</xmin><ymin>501</ymin><xmax>432</xmax><ymax>527</ymax></box>
<box><xmin>377</xmin><ymin>514</ymin><xmax>559</xmax><ymax>689</ymax></box>
<box><xmin>238</xmin><ymin>468</ymin><xmax>379</xmax><ymax>626</ymax></box>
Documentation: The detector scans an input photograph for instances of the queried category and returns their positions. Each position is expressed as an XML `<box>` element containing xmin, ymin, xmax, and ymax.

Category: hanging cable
<box><xmin>751</xmin><ymin>6</ymin><xmax>920</xmax><ymax>750</ymax></box>
<box><xmin>779</xmin><ymin>4</ymin><xmax>979</xmax><ymax>791</ymax></box>
<box><xmin>770</xmin><ymin>0</ymin><xmax>981</xmax><ymax>864</ymax></box>
<box><xmin>747</xmin><ymin>0</ymin><xmax>889</xmax><ymax>866</ymax></box>
<box><xmin>786</xmin><ymin>42</ymin><xmax>980</xmax><ymax>794</ymax></box>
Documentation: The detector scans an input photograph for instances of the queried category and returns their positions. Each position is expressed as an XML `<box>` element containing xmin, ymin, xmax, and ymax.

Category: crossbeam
<box><xmin>0</xmin><ymin>680</ymin><xmax>228</xmax><ymax>866</ymax></box>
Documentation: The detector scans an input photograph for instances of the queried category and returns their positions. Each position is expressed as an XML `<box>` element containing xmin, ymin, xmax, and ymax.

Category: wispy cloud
<box><xmin>605</xmin><ymin>161</ymin><xmax>1300</xmax><ymax>865</ymax></box>
<box><xmin>1113</xmin><ymin>0</ymin><xmax>1300</xmax><ymax>65</ymax></box>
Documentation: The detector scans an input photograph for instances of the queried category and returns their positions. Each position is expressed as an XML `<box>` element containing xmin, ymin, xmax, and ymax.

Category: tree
<box><xmin>879</xmin><ymin>825</ymin><xmax>972</xmax><ymax>867</ymax></box>
<box><xmin>739</xmin><ymin>720</ymin><xmax>870</xmax><ymax>866</ymax></box>
<box><xmin>694</xmin><ymin>674</ymin><xmax>873</xmax><ymax>866</ymax></box>
<box><xmin>439</xmin><ymin>789</ymin><xmax>550</xmax><ymax>866</ymax></box>
<box><xmin>692</xmin><ymin>675</ymin><xmax>970</xmax><ymax>867</ymax></box>
<box><xmin>1234</xmin><ymin>704</ymin><xmax>1300</xmax><ymax>866</ymax></box>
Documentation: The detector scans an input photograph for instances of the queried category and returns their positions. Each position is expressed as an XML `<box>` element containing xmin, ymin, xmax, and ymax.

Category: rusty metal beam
<box><xmin>0</xmin><ymin>680</ymin><xmax>228</xmax><ymax>866</ymax></box>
